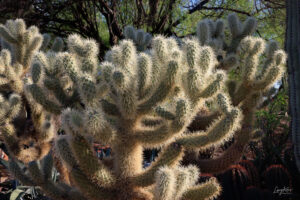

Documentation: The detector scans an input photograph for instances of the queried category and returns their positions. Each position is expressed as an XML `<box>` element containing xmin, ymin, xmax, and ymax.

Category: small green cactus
<box><xmin>217</xmin><ymin>165</ymin><xmax>250</xmax><ymax>200</ymax></box>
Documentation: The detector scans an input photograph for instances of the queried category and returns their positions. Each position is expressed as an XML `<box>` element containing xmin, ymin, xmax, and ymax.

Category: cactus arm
<box><xmin>123</xmin><ymin>26</ymin><xmax>152</xmax><ymax>51</ymax></box>
<box><xmin>199</xmin><ymin>72</ymin><xmax>225</xmax><ymax>99</ymax></box>
<box><xmin>0</xmin><ymin>50</ymin><xmax>24</xmax><ymax>93</ymax></box>
<box><xmin>26</xmin><ymin>83</ymin><xmax>61</xmax><ymax>114</ymax></box>
<box><xmin>187</xmin><ymin>127</ymin><xmax>251</xmax><ymax>174</ymax></box>
<box><xmin>187</xmin><ymin>111</ymin><xmax>221</xmax><ymax>132</ymax></box>
<box><xmin>43</xmin><ymin>77</ymin><xmax>80</xmax><ymax>107</ymax></box>
<box><xmin>177</xmin><ymin>93</ymin><xmax>242</xmax><ymax>149</ymax></box>
<box><xmin>177</xmin><ymin>109</ymin><xmax>241</xmax><ymax>150</ymax></box>
<box><xmin>173</xmin><ymin>166</ymin><xmax>199</xmax><ymax>200</ymax></box>
<box><xmin>155</xmin><ymin>106</ymin><xmax>176</xmax><ymax>120</ymax></box>
<box><xmin>56</xmin><ymin>137</ymin><xmax>114</xmax><ymax>200</ymax></box>
<box><xmin>61</xmin><ymin>53</ymin><xmax>79</xmax><ymax>82</ymax></box>
<box><xmin>69</xmin><ymin>134</ymin><xmax>115</xmax><ymax>188</ymax></box>
<box><xmin>0</xmin><ymin>25</ymin><xmax>17</xmax><ymax>44</ymax></box>
<box><xmin>83</xmin><ymin>108</ymin><xmax>116</xmax><ymax>144</ymax></box>
<box><xmin>173</xmin><ymin>168</ymin><xmax>191</xmax><ymax>200</ymax></box>
<box><xmin>226</xmin><ymin>14</ymin><xmax>257</xmax><ymax>53</ymax></box>
<box><xmin>23</xmin><ymin>34</ymin><xmax>43</xmax><ymax>68</ymax></box>
<box><xmin>251</xmin><ymin>66</ymin><xmax>283</xmax><ymax>90</ymax></box>
<box><xmin>41</xmin><ymin>152</ymin><xmax>53</xmax><ymax>180</ymax></box>
<box><xmin>78</xmin><ymin>75</ymin><xmax>100</xmax><ymax>104</ymax></box>
<box><xmin>182</xmin><ymin>69</ymin><xmax>201</xmax><ymax>104</ymax></box>
<box><xmin>55</xmin><ymin>137</ymin><xmax>78</xmax><ymax>169</ymax></box>
<box><xmin>193</xmin><ymin>93</ymin><xmax>258</xmax><ymax>173</ymax></box>
<box><xmin>40</xmin><ymin>33</ymin><xmax>51</xmax><ymax>51</ymax></box>
<box><xmin>153</xmin><ymin>165</ymin><xmax>201</xmax><ymax>200</ymax></box>
<box><xmin>136</xmin><ymin>99</ymin><xmax>189</xmax><ymax>145</ymax></box>
<box><xmin>0</xmin><ymin>123</ymin><xmax>22</xmax><ymax>158</ymax></box>
<box><xmin>196</xmin><ymin>20</ymin><xmax>211</xmax><ymax>46</ymax></box>
<box><xmin>51</xmin><ymin>37</ymin><xmax>64</xmax><ymax>52</ymax></box>
<box><xmin>115</xmin><ymin>87</ymin><xmax>137</xmax><ymax>119</ymax></box>
<box><xmin>181</xmin><ymin>178</ymin><xmax>221</xmax><ymax>200</ymax></box>
<box><xmin>137</xmin><ymin>53</ymin><xmax>151</xmax><ymax>99</ymax></box>
<box><xmin>134</xmin><ymin>122</ymin><xmax>170</xmax><ymax>145</ymax></box>
<box><xmin>0</xmin><ymin>93</ymin><xmax>21</xmax><ymax>120</ymax></box>
<box><xmin>70</xmin><ymin>167</ymin><xmax>115</xmax><ymax>200</ymax></box>
<box><xmin>154</xmin><ymin>167</ymin><xmax>175</xmax><ymax>200</ymax></box>
<box><xmin>251</xmin><ymin>50</ymin><xmax>286</xmax><ymax>90</ymax></box>
<box><xmin>131</xmin><ymin>143</ymin><xmax>184</xmax><ymax>187</ymax></box>
<box><xmin>0</xmin><ymin>21</ymin><xmax>42</xmax><ymax>69</ymax></box>
<box><xmin>137</xmin><ymin>60</ymin><xmax>179</xmax><ymax>114</ymax></box>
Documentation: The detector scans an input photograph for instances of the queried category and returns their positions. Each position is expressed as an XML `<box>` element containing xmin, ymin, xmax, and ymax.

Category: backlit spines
<box><xmin>0</xmin><ymin>19</ymin><xmax>42</xmax><ymax>69</ymax></box>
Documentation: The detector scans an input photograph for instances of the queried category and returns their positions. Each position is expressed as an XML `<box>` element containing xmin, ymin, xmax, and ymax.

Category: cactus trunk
<box><xmin>113</xmin><ymin>140</ymin><xmax>143</xmax><ymax>178</ymax></box>
<box><xmin>286</xmin><ymin>0</ymin><xmax>300</xmax><ymax>172</ymax></box>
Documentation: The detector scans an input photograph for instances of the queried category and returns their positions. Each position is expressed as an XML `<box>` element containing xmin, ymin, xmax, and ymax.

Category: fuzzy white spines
<box><xmin>154</xmin><ymin>167</ymin><xmax>176</xmax><ymax>200</ymax></box>
<box><xmin>0</xmin><ymin>19</ymin><xmax>43</xmax><ymax>68</ymax></box>
<box><xmin>237</xmin><ymin>36</ymin><xmax>286</xmax><ymax>91</ymax></box>
<box><xmin>0</xmin><ymin>93</ymin><xmax>22</xmax><ymax>122</ymax></box>
<box><xmin>154</xmin><ymin>165</ymin><xmax>201</xmax><ymax>200</ymax></box>
<box><xmin>84</xmin><ymin>107</ymin><xmax>115</xmax><ymax>144</ymax></box>
<box><xmin>176</xmin><ymin>93</ymin><xmax>242</xmax><ymax>150</ymax></box>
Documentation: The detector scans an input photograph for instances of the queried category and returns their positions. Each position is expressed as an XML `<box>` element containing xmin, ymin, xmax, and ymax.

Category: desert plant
<box><xmin>216</xmin><ymin>165</ymin><xmax>250</xmax><ymax>200</ymax></box>
<box><xmin>183</xmin><ymin>13</ymin><xmax>286</xmax><ymax>174</ymax></box>
<box><xmin>0</xmin><ymin>14</ymin><xmax>286</xmax><ymax>200</ymax></box>
<box><xmin>238</xmin><ymin>160</ymin><xmax>260</xmax><ymax>187</ymax></box>
<box><xmin>0</xmin><ymin>19</ymin><xmax>60</xmax><ymax>163</ymax></box>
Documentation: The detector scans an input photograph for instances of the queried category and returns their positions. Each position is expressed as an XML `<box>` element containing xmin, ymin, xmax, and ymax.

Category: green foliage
<box><xmin>251</xmin><ymin>89</ymin><xmax>290</xmax><ymax>167</ymax></box>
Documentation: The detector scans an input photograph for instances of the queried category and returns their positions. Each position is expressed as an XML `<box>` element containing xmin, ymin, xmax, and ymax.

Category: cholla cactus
<box><xmin>7</xmin><ymin>29</ymin><xmax>240</xmax><ymax>199</ymax></box>
<box><xmin>185</xmin><ymin>15</ymin><xmax>286</xmax><ymax>174</ymax></box>
<box><xmin>124</xmin><ymin>25</ymin><xmax>152</xmax><ymax>51</ymax></box>
<box><xmin>0</xmin><ymin>19</ymin><xmax>58</xmax><ymax>163</ymax></box>
<box><xmin>0</xmin><ymin>19</ymin><xmax>43</xmax><ymax>69</ymax></box>
<box><xmin>0</xmin><ymin>15</ymin><xmax>286</xmax><ymax>200</ymax></box>
<box><xmin>196</xmin><ymin>13</ymin><xmax>257</xmax><ymax>70</ymax></box>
